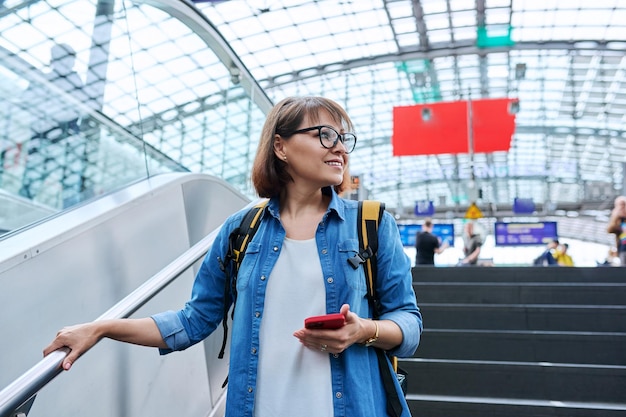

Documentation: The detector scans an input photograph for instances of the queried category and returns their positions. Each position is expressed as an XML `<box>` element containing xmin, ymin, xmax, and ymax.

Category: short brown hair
<box><xmin>251</xmin><ymin>96</ymin><xmax>354</xmax><ymax>198</ymax></box>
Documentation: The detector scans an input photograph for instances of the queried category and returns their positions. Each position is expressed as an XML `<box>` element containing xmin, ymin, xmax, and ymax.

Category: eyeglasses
<box><xmin>288</xmin><ymin>125</ymin><xmax>357</xmax><ymax>154</ymax></box>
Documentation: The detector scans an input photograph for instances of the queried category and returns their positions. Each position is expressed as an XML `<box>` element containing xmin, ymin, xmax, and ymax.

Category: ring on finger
<box><xmin>321</xmin><ymin>344</ymin><xmax>327</xmax><ymax>352</ymax></box>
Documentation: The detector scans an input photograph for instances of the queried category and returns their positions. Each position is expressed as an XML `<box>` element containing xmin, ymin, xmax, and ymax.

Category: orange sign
<box><xmin>465</xmin><ymin>202</ymin><xmax>483</xmax><ymax>219</ymax></box>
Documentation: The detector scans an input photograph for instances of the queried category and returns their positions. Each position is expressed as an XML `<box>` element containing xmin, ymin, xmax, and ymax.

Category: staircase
<box><xmin>404</xmin><ymin>266</ymin><xmax>626</xmax><ymax>417</ymax></box>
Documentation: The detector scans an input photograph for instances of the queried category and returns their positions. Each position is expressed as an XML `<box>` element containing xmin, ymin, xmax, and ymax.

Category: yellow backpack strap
<box><xmin>231</xmin><ymin>200</ymin><xmax>268</xmax><ymax>271</ymax></box>
<box><xmin>359</xmin><ymin>202</ymin><xmax>401</xmax><ymax>372</ymax></box>
<box><xmin>359</xmin><ymin>200</ymin><xmax>383</xmax><ymax>302</ymax></box>
<box><xmin>348</xmin><ymin>200</ymin><xmax>384</xmax><ymax>271</ymax></box>
<box><xmin>218</xmin><ymin>199</ymin><xmax>268</xmax><ymax>362</ymax></box>
<box><xmin>349</xmin><ymin>200</ymin><xmax>385</xmax><ymax>320</ymax></box>
<box><xmin>358</xmin><ymin>201</ymin><xmax>405</xmax><ymax>416</ymax></box>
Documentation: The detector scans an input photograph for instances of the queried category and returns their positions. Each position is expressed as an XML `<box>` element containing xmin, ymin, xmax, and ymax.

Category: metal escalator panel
<box><xmin>0</xmin><ymin>172</ymin><xmax>249</xmax><ymax>417</ymax></box>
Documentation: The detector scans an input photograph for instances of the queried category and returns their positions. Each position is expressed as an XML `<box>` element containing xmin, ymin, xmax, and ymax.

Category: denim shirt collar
<box><xmin>265</xmin><ymin>186</ymin><xmax>346</xmax><ymax>223</ymax></box>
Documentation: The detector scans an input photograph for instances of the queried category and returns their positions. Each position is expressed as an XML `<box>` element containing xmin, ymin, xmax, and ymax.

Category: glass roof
<box><xmin>198</xmin><ymin>0</ymin><xmax>626</xmax><ymax>214</ymax></box>
<box><xmin>0</xmin><ymin>0</ymin><xmax>624</xmax><ymax>239</ymax></box>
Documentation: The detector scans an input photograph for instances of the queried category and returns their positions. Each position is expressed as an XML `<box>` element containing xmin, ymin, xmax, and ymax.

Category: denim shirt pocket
<box><xmin>338</xmin><ymin>238</ymin><xmax>367</xmax><ymax>293</ymax></box>
<box><xmin>236</xmin><ymin>240</ymin><xmax>262</xmax><ymax>290</ymax></box>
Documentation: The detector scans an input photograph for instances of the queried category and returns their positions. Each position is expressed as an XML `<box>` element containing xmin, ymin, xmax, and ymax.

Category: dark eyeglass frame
<box><xmin>288</xmin><ymin>125</ymin><xmax>357</xmax><ymax>153</ymax></box>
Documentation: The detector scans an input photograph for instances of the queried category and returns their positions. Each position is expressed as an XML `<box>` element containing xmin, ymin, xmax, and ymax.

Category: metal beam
<box><xmin>263</xmin><ymin>40</ymin><xmax>624</xmax><ymax>88</ymax></box>
<box><xmin>141</xmin><ymin>0</ymin><xmax>274</xmax><ymax>114</ymax></box>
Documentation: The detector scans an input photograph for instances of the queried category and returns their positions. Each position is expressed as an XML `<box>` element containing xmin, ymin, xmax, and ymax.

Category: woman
<box><xmin>44</xmin><ymin>96</ymin><xmax>422</xmax><ymax>417</ymax></box>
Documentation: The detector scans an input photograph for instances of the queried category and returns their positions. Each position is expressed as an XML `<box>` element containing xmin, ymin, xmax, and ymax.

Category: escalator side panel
<box><xmin>0</xmin><ymin>173</ymin><xmax>249</xmax><ymax>417</ymax></box>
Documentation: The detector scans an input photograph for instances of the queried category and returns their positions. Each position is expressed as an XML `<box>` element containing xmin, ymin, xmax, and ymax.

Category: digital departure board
<box><xmin>398</xmin><ymin>223</ymin><xmax>454</xmax><ymax>247</ymax></box>
<box><xmin>494</xmin><ymin>221</ymin><xmax>558</xmax><ymax>246</ymax></box>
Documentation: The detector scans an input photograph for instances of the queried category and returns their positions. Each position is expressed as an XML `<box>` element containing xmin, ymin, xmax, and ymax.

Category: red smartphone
<box><xmin>304</xmin><ymin>313</ymin><xmax>345</xmax><ymax>329</ymax></box>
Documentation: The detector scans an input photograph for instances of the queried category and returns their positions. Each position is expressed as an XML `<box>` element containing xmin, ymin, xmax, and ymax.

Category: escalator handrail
<box><xmin>0</xmin><ymin>225</ymin><xmax>222</xmax><ymax>417</ymax></box>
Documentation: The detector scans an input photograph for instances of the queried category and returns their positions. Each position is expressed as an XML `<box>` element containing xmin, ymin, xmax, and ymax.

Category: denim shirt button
<box><xmin>260</xmin><ymin>275</ymin><xmax>266</xmax><ymax>281</ymax></box>
<box><xmin>248</xmin><ymin>387</ymin><xmax>253</xmax><ymax>393</ymax></box>
<box><xmin>255</xmin><ymin>311</ymin><xmax>260</xmax><ymax>318</ymax></box>
<box><xmin>335</xmin><ymin>391</ymin><xmax>342</xmax><ymax>399</ymax></box>
<box><xmin>321</xmin><ymin>248</ymin><xmax>328</xmax><ymax>254</ymax></box>
<box><xmin>273</xmin><ymin>246</ymin><xmax>279</xmax><ymax>252</ymax></box>
<box><xmin>327</xmin><ymin>277</ymin><xmax>333</xmax><ymax>283</ymax></box>
<box><xmin>333</xmin><ymin>353</ymin><xmax>339</xmax><ymax>358</ymax></box>
<box><xmin>251</xmin><ymin>347</ymin><xmax>257</xmax><ymax>354</ymax></box>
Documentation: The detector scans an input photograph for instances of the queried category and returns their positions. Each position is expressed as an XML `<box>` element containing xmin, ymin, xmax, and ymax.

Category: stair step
<box><xmin>407</xmin><ymin>394</ymin><xmax>626</xmax><ymax>417</ymax></box>
<box><xmin>417</xmin><ymin>329</ymin><xmax>626</xmax><ymax>365</ymax></box>
<box><xmin>412</xmin><ymin>266</ymin><xmax>626</xmax><ymax>283</ymax></box>
<box><xmin>414</xmin><ymin>282</ymin><xmax>626</xmax><ymax>305</ymax></box>
<box><xmin>401</xmin><ymin>358</ymin><xmax>626</xmax><ymax>403</ymax></box>
<box><xmin>420</xmin><ymin>303</ymin><xmax>626</xmax><ymax>332</ymax></box>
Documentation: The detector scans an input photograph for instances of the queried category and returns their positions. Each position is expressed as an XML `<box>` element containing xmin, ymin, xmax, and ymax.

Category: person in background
<box><xmin>554</xmin><ymin>243</ymin><xmax>574</xmax><ymax>266</ymax></box>
<box><xmin>533</xmin><ymin>238</ymin><xmax>559</xmax><ymax>266</ymax></box>
<box><xmin>43</xmin><ymin>96</ymin><xmax>422</xmax><ymax>417</ymax></box>
<box><xmin>415</xmin><ymin>218</ymin><xmax>448</xmax><ymax>265</ymax></box>
<box><xmin>598</xmin><ymin>247</ymin><xmax>620</xmax><ymax>267</ymax></box>
<box><xmin>459</xmin><ymin>221</ymin><xmax>482</xmax><ymax>265</ymax></box>
<box><xmin>607</xmin><ymin>195</ymin><xmax>626</xmax><ymax>266</ymax></box>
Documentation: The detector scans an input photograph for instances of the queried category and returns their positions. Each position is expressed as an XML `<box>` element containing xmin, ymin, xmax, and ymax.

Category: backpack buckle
<box><xmin>348</xmin><ymin>247</ymin><xmax>373</xmax><ymax>270</ymax></box>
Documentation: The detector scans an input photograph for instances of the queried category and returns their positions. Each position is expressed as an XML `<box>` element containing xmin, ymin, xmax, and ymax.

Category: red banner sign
<box><xmin>392</xmin><ymin>98</ymin><xmax>517</xmax><ymax>156</ymax></box>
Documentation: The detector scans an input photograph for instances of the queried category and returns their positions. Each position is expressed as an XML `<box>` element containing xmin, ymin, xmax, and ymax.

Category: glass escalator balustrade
<box><xmin>0</xmin><ymin>0</ymin><xmax>263</xmax><ymax>236</ymax></box>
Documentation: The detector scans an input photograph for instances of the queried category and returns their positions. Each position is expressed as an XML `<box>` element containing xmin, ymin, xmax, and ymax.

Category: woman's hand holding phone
<box><xmin>304</xmin><ymin>313</ymin><xmax>346</xmax><ymax>329</ymax></box>
<box><xmin>295</xmin><ymin>305</ymin><xmax>366</xmax><ymax>354</ymax></box>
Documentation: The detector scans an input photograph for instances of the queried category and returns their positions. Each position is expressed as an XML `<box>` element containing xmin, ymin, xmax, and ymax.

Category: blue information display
<box><xmin>494</xmin><ymin>221</ymin><xmax>558</xmax><ymax>246</ymax></box>
<box><xmin>513</xmin><ymin>197</ymin><xmax>536</xmax><ymax>214</ymax></box>
<box><xmin>414</xmin><ymin>200</ymin><xmax>435</xmax><ymax>216</ymax></box>
<box><xmin>398</xmin><ymin>223</ymin><xmax>454</xmax><ymax>247</ymax></box>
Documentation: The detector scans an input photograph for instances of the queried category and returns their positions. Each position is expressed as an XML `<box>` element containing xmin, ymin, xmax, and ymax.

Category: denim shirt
<box><xmin>152</xmin><ymin>189</ymin><xmax>422</xmax><ymax>417</ymax></box>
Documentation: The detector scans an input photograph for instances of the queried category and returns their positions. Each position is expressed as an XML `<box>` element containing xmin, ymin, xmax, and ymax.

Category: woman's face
<box><xmin>275</xmin><ymin>111</ymin><xmax>349</xmax><ymax>191</ymax></box>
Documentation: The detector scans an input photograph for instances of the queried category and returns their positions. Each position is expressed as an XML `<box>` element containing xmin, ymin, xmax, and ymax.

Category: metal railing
<box><xmin>0</xmin><ymin>226</ymin><xmax>222</xmax><ymax>417</ymax></box>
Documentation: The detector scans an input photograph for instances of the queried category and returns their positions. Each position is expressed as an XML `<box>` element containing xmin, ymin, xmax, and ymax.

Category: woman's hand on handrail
<box><xmin>43</xmin><ymin>321</ymin><xmax>103</xmax><ymax>371</ymax></box>
<box><xmin>43</xmin><ymin>318</ymin><xmax>167</xmax><ymax>371</ymax></box>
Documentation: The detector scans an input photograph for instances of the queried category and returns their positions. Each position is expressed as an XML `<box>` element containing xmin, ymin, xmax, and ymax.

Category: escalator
<box><xmin>0</xmin><ymin>2</ymin><xmax>271</xmax><ymax>414</ymax></box>
<box><xmin>0</xmin><ymin>172</ymin><xmax>251</xmax><ymax>417</ymax></box>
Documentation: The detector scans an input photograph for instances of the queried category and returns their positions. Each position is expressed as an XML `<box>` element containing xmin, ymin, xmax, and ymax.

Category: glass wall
<box><xmin>0</xmin><ymin>0</ymin><xmax>269</xmax><ymax>234</ymax></box>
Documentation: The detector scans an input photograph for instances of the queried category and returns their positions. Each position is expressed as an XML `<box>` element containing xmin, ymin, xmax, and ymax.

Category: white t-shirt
<box><xmin>254</xmin><ymin>237</ymin><xmax>333</xmax><ymax>417</ymax></box>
